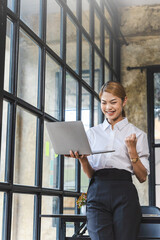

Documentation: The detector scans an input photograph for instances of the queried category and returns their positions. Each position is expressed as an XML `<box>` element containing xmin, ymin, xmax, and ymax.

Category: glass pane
<box><xmin>81</xmin><ymin>88</ymin><xmax>90</xmax><ymax>192</ymax></box>
<box><xmin>155</xmin><ymin>148</ymin><xmax>160</xmax><ymax>184</ymax></box>
<box><xmin>105</xmin><ymin>28</ymin><xmax>110</xmax><ymax>62</ymax></box>
<box><xmin>7</xmin><ymin>0</ymin><xmax>14</xmax><ymax>11</ymax></box>
<box><xmin>64</xmin><ymin>197</ymin><xmax>76</xmax><ymax>214</ymax></box>
<box><xmin>81</xmin><ymin>88</ymin><xmax>91</xmax><ymax>130</ymax></box>
<box><xmin>0</xmin><ymin>101</ymin><xmax>9</xmax><ymax>182</ymax></box>
<box><xmin>0</xmin><ymin>192</ymin><xmax>5</xmax><ymax>240</ymax></box>
<box><xmin>81</xmin><ymin>166</ymin><xmax>89</xmax><ymax>193</ymax></box>
<box><xmin>11</xmin><ymin>194</ymin><xmax>34</xmax><ymax>240</ymax></box>
<box><xmin>63</xmin><ymin>197</ymin><xmax>76</xmax><ymax>237</ymax></box>
<box><xmin>65</xmin><ymin>73</ymin><xmax>78</xmax><ymax>121</ymax></box>
<box><xmin>94</xmin><ymin>98</ymin><xmax>101</xmax><ymax>126</ymax></box>
<box><xmin>113</xmin><ymin>40</ymin><xmax>117</xmax><ymax>71</ymax></box>
<box><xmin>14</xmin><ymin>107</ymin><xmax>36</xmax><ymax>186</ymax></box>
<box><xmin>47</xmin><ymin>0</ymin><xmax>61</xmax><ymax>56</ymax></box>
<box><xmin>66</xmin><ymin>0</ymin><xmax>77</xmax><ymax>16</ymax></box>
<box><xmin>41</xmin><ymin>196</ymin><xmax>59</xmax><ymax>240</ymax></box>
<box><xmin>96</xmin><ymin>0</ymin><xmax>101</xmax><ymax>6</ymax></box>
<box><xmin>17</xmin><ymin>29</ymin><xmax>39</xmax><ymax>107</ymax></box>
<box><xmin>4</xmin><ymin>19</ymin><xmax>13</xmax><ymax>92</ymax></box>
<box><xmin>105</xmin><ymin>64</ymin><xmax>110</xmax><ymax>82</ymax></box>
<box><xmin>64</xmin><ymin>157</ymin><xmax>76</xmax><ymax>191</ymax></box>
<box><xmin>94</xmin><ymin>11</ymin><xmax>101</xmax><ymax>49</ymax></box>
<box><xmin>156</xmin><ymin>186</ymin><xmax>160</xmax><ymax>208</ymax></box>
<box><xmin>94</xmin><ymin>51</ymin><xmax>101</xmax><ymax>93</ymax></box>
<box><xmin>82</xmin><ymin>0</ymin><xmax>90</xmax><ymax>34</ymax></box>
<box><xmin>66</xmin><ymin>16</ymin><xmax>77</xmax><ymax>72</ymax></box>
<box><xmin>104</xmin><ymin>5</ymin><xmax>112</xmax><ymax>27</ymax></box>
<box><xmin>20</xmin><ymin>0</ymin><xmax>40</xmax><ymax>36</ymax></box>
<box><xmin>42</xmin><ymin>122</ymin><xmax>59</xmax><ymax>189</ymax></box>
<box><xmin>154</xmin><ymin>73</ymin><xmax>160</xmax><ymax>144</ymax></box>
<box><xmin>45</xmin><ymin>54</ymin><xmax>61</xmax><ymax>119</ymax></box>
<box><xmin>82</xmin><ymin>35</ymin><xmax>91</xmax><ymax>86</ymax></box>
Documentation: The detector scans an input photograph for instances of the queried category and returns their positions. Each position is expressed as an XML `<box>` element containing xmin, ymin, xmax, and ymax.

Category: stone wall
<box><xmin>120</xmin><ymin>4</ymin><xmax>160</xmax><ymax>205</ymax></box>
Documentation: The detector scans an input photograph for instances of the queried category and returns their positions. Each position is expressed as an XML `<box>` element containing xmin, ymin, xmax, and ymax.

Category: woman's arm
<box><xmin>125</xmin><ymin>134</ymin><xmax>148</xmax><ymax>183</ymax></box>
<box><xmin>67</xmin><ymin>151</ymin><xmax>95</xmax><ymax>179</ymax></box>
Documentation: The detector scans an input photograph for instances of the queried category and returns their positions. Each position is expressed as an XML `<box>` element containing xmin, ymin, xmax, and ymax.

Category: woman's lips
<box><xmin>106</xmin><ymin>111</ymin><xmax>115</xmax><ymax>116</ymax></box>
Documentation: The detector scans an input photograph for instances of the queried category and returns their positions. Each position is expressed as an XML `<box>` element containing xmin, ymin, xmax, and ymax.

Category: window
<box><xmin>147</xmin><ymin>67</ymin><xmax>160</xmax><ymax>207</ymax></box>
<box><xmin>0</xmin><ymin>0</ymin><xmax>120</xmax><ymax>239</ymax></box>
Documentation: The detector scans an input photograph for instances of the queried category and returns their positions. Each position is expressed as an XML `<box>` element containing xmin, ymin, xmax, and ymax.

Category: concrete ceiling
<box><xmin>115</xmin><ymin>0</ymin><xmax>160</xmax><ymax>7</ymax></box>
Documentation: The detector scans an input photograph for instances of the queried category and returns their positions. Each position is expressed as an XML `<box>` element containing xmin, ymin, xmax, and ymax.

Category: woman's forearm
<box><xmin>79</xmin><ymin>157</ymin><xmax>95</xmax><ymax>179</ymax></box>
<box><xmin>128</xmin><ymin>150</ymin><xmax>147</xmax><ymax>183</ymax></box>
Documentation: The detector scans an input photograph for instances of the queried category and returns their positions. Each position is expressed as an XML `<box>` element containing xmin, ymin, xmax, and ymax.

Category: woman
<box><xmin>68</xmin><ymin>81</ymin><xmax>150</xmax><ymax>240</ymax></box>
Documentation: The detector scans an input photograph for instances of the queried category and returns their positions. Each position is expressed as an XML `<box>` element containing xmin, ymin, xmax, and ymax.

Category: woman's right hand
<box><xmin>65</xmin><ymin>151</ymin><xmax>94</xmax><ymax>178</ymax></box>
<box><xmin>65</xmin><ymin>150</ymin><xmax>88</xmax><ymax>162</ymax></box>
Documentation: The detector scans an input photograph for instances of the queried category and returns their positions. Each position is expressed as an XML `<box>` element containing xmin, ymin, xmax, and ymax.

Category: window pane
<box><xmin>64</xmin><ymin>157</ymin><xmax>76</xmax><ymax>191</ymax></box>
<box><xmin>105</xmin><ymin>28</ymin><xmax>110</xmax><ymax>62</ymax></box>
<box><xmin>105</xmin><ymin>64</ymin><xmax>110</xmax><ymax>82</ymax></box>
<box><xmin>104</xmin><ymin>5</ymin><xmax>112</xmax><ymax>27</ymax></box>
<box><xmin>94</xmin><ymin>11</ymin><xmax>101</xmax><ymax>49</ymax></box>
<box><xmin>155</xmin><ymin>148</ymin><xmax>160</xmax><ymax>184</ymax></box>
<box><xmin>0</xmin><ymin>192</ymin><xmax>6</xmax><ymax>240</ymax></box>
<box><xmin>82</xmin><ymin>35</ymin><xmax>91</xmax><ymax>86</ymax></box>
<box><xmin>20</xmin><ymin>0</ymin><xmax>40</xmax><ymax>36</ymax></box>
<box><xmin>4</xmin><ymin>19</ymin><xmax>13</xmax><ymax>92</ymax></box>
<box><xmin>64</xmin><ymin>197</ymin><xmax>76</xmax><ymax>214</ymax></box>
<box><xmin>94</xmin><ymin>98</ymin><xmax>101</xmax><ymax>126</ymax></box>
<box><xmin>94</xmin><ymin>51</ymin><xmax>101</xmax><ymax>93</ymax></box>
<box><xmin>66</xmin><ymin>0</ymin><xmax>77</xmax><ymax>16</ymax></box>
<box><xmin>14</xmin><ymin>107</ymin><xmax>36</xmax><ymax>186</ymax></box>
<box><xmin>0</xmin><ymin>101</ymin><xmax>9</xmax><ymax>182</ymax></box>
<box><xmin>81</xmin><ymin>87</ymin><xmax>91</xmax><ymax>130</ymax></box>
<box><xmin>65</xmin><ymin>73</ymin><xmax>78</xmax><ymax>121</ymax></box>
<box><xmin>113</xmin><ymin>40</ymin><xmax>117</xmax><ymax>71</ymax></box>
<box><xmin>81</xmin><ymin>167</ymin><xmax>89</xmax><ymax>193</ymax></box>
<box><xmin>81</xmin><ymin>88</ymin><xmax>91</xmax><ymax>192</ymax></box>
<box><xmin>41</xmin><ymin>196</ymin><xmax>59</xmax><ymax>240</ymax></box>
<box><xmin>63</xmin><ymin>197</ymin><xmax>76</xmax><ymax>237</ymax></box>
<box><xmin>156</xmin><ymin>185</ymin><xmax>160</xmax><ymax>208</ymax></box>
<box><xmin>47</xmin><ymin>0</ymin><xmax>61</xmax><ymax>56</ymax></box>
<box><xmin>96</xmin><ymin>0</ymin><xmax>101</xmax><ymax>6</ymax></box>
<box><xmin>154</xmin><ymin>73</ymin><xmax>160</xmax><ymax>144</ymax></box>
<box><xmin>45</xmin><ymin>54</ymin><xmax>61</xmax><ymax>120</ymax></box>
<box><xmin>66</xmin><ymin>16</ymin><xmax>77</xmax><ymax>72</ymax></box>
<box><xmin>7</xmin><ymin>0</ymin><xmax>14</xmax><ymax>11</ymax></box>
<box><xmin>17</xmin><ymin>29</ymin><xmax>39</xmax><ymax>107</ymax></box>
<box><xmin>11</xmin><ymin>194</ymin><xmax>34</xmax><ymax>240</ymax></box>
<box><xmin>82</xmin><ymin>0</ymin><xmax>90</xmax><ymax>34</ymax></box>
<box><xmin>42</xmin><ymin>122</ymin><xmax>59</xmax><ymax>189</ymax></box>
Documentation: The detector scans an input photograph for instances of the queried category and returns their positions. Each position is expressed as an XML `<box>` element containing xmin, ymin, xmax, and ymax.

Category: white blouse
<box><xmin>86</xmin><ymin>118</ymin><xmax>150</xmax><ymax>174</ymax></box>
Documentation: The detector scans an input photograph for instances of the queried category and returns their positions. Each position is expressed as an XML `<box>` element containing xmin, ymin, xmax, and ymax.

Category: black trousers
<box><xmin>86</xmin><ymin>168</ymin><xmax>142</xmax><ymax>240</ymax></box>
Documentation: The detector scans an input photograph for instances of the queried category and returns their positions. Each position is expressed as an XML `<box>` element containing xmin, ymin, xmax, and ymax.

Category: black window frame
<box><xmin>0</xmin><ymin>0</ymin><xmax>120</xmax><ymax>239</ymax></box>
<box><xmin>147</xmin><ymin>66</ymin><xmax>160</xmax><ymax>206</ymax></box>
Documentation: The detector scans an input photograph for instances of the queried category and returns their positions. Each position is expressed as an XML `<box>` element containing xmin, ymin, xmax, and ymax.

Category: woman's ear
<box><xmin>123</xmin><ymin>96</ymin><xmax>127</xmax><ymax>107</ymax></box>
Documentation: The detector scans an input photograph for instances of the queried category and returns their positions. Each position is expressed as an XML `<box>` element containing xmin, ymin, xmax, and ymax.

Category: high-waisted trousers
<box><xmin>86</xmin><ymin>168</ymin><xmax>142</xmax><ymax>240</ymax></box>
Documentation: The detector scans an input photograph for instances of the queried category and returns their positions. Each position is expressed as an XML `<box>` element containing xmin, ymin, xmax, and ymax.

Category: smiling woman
<box><xmin>66</xmin><ymin>81</ymin><xmax>150</xmax><ymax>240</ymax></box>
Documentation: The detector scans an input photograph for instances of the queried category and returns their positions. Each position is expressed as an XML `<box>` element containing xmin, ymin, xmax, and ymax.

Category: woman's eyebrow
<box><xmin>110</xmin><ymin>98</ymin><xmax>117</xmax><ymax>101</ymax></box>
<box><xmin>101</xmin><ymin>98</ymin><xmax>117</xmax><ymax>102</ymax></box>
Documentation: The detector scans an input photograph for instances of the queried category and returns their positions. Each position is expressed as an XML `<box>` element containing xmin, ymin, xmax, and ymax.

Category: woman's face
<box><xmin>100</xmin><ymin>91</ymin><xmax>127</xmax><ymax>126</ymax></box>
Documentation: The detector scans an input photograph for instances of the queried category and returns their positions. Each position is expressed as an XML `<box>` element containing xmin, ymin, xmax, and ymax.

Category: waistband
<box><xmin>92</xmin><ymin>168</ymin><xmax>132</xmax><ymax>182</ymax></box>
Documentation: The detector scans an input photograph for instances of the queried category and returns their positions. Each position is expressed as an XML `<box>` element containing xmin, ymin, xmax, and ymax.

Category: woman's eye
<box><xmin>112</xmin><ymin>102</ymin><xmax>117</xmax><ymax>104</ymax></box>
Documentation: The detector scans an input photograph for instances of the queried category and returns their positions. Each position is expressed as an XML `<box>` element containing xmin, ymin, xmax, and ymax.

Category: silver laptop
<box><xmin>46</xmin><ymin>121</ymin><xmax>115</xmax><ymax>155</ymax></box>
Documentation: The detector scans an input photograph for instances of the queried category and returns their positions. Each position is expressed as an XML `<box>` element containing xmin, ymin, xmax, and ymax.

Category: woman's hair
<box><xmin>99</xmin><ymin>81</ymin><xmax>126</xmax><ymax>117</ymax></box>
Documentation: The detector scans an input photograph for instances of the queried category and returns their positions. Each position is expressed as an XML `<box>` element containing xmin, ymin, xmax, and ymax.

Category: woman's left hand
<box><xmin>125</xmin><ymin>133</ymin><xmax>137</xmax><ymax>153</ymax></box>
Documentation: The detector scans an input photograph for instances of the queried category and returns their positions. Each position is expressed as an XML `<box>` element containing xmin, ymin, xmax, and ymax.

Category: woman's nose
<box><xmin>105</xmin><ymin>104</ymin><xmax>112</xmax><ymax>110</ymax></box>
